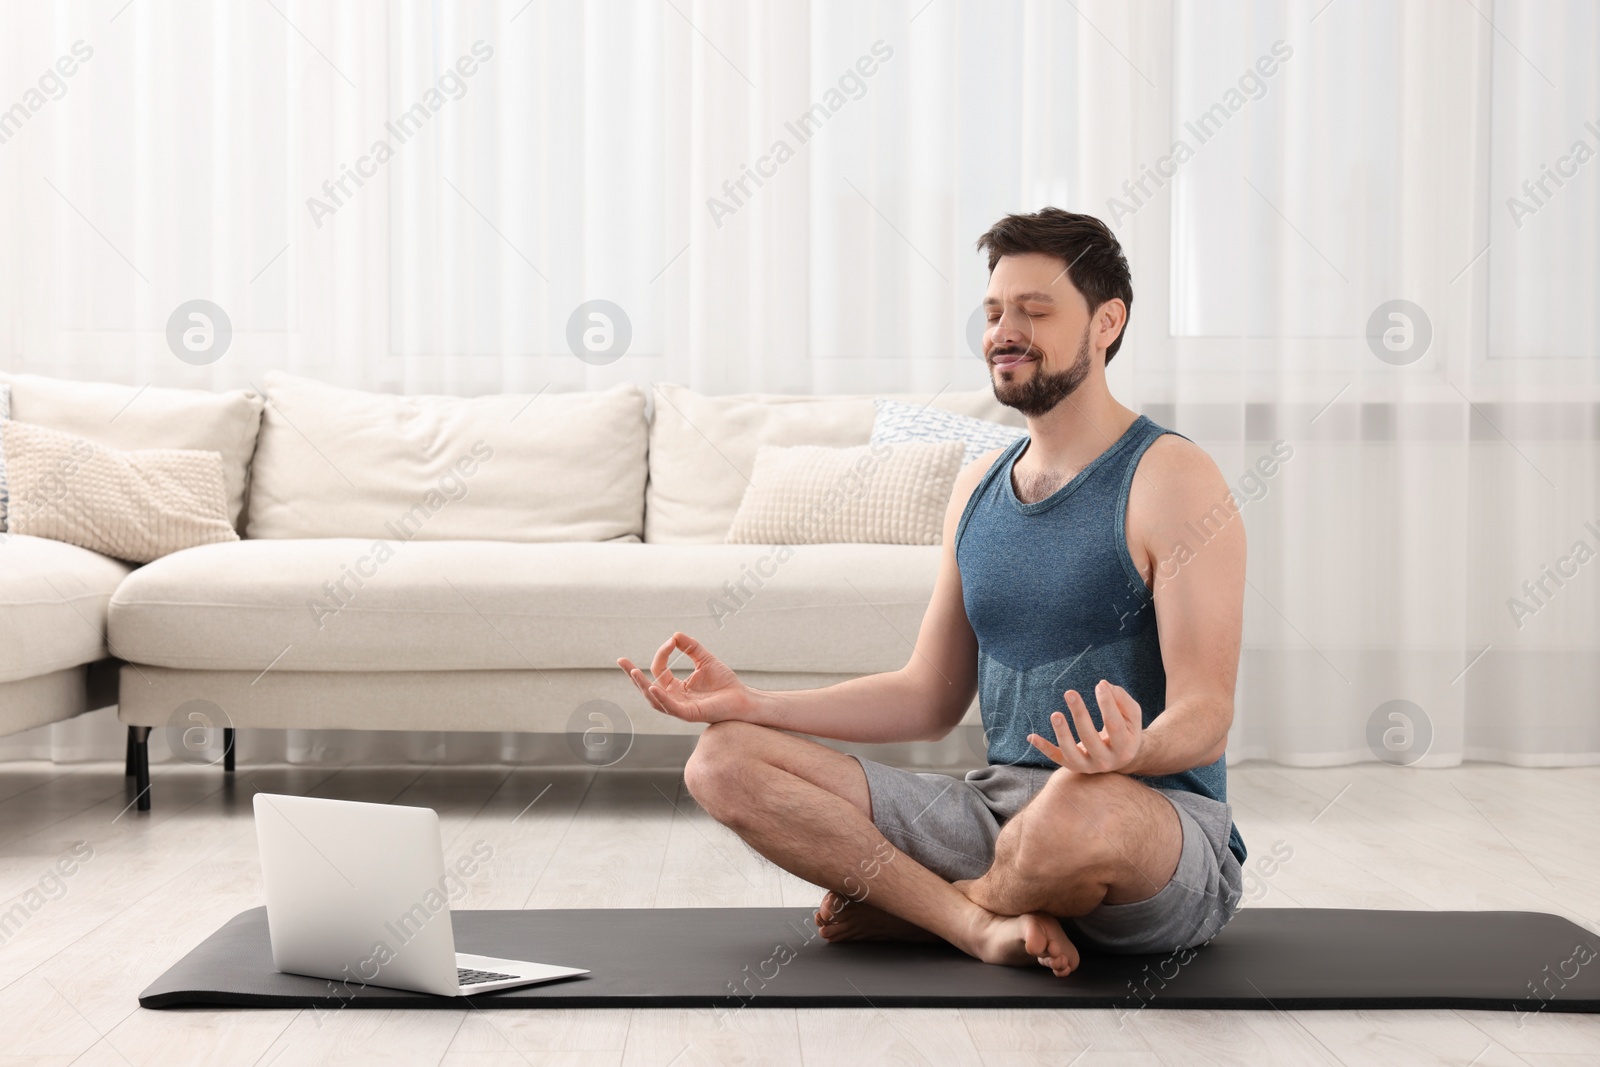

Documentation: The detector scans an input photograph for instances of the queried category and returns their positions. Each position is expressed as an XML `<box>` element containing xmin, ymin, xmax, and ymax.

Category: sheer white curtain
<box><xmin>0</xmin><ymin>0</ymin><xmax>1595</xmax><ymax>766</ymax></box>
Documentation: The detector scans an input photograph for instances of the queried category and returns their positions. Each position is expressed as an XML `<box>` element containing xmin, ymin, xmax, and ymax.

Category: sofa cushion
<box><xmin>726</xmin><ymin>440</ymin><xmax>965</xmax><ymax>546</ymax></box>
<box><xmin>2</xmin><ymin>421</ymin><xmax>238</xmax><ymax>563</ymax></box>
<box><xmin>871</xmin><ymin>397</ymin><xmax>1026</xmax><ymax>466</ymax></box>
<box><xmin>0</xmin><ymin>534</ymin><xmax>133</xmax><ymax>683</ymax></box>
<box><xmin>107</xmin><ymin>539</ymin><xmax>939</xmax><ymax>675</ymax></box>
<box><xmin>245</xmin><ymin>373</ymin><xmax>647</xmax><ymax>543</ymax></box>
<box><xmin>0</xmin><ymin>371</ymin><xmax>263</xmax><ymax>529</ymax></box>
<box><xmin>646</xmin><ymin>384</ymin><xmax>1023</xmax><ymax>543</ymax></box>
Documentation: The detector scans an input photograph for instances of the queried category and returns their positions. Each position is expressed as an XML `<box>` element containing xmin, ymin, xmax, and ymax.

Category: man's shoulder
<box><xmin>1129</xmin><ymin>431</ymin><xmax>1236</xmax><ymax>529</ymax></box>
<box><xmin>937</xmin><ymin>446</ymin><xmax>1010</xmax><ymax>551</ymax></box>
<box><xmin>947</xmin><ymin>445</ymin><xmax>1010</xmax><ymax>517</ymax></box>
<box><xmin>1139</xmin><ymin>430</ymin><xmax>1219</xmax><ymax>479</ymax></box>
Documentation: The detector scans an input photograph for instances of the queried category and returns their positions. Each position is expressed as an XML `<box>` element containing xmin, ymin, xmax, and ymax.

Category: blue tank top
<box><xmin>954</xmin><ymin>416</ymin><xmax>1246</xmax><ymax>865</ymax></box>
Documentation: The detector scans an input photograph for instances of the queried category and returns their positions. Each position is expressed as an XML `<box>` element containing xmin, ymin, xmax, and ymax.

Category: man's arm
<box><xmin>1120</xmin><ymin>434</ymin><xmax>1244</xmax><ymax>776</ymax></box>
<box><xmin>618</xmin><ymin>450</ymin><xmax>1001</xmax><ymax>744</ymax></box>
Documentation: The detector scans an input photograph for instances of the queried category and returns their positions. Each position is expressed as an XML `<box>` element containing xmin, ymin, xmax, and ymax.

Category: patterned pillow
<box><xmin>870</xmin><ymin>397</ymin><xmax>1025</xmax><ymax>468</ymax></box>
<box><xmin>0</xmin><ymin>382</ymin><xmax>10</xmax><ymax>532</ymax></box>
<box><xmin>2</xmin><ymin>420</ymin><xmax>238</xmax><ymax>563</ymax></box>
<box><xmin>726</xmin><ymin>439</ymin><xmax>965</xmax><ymax>546</ymax></box>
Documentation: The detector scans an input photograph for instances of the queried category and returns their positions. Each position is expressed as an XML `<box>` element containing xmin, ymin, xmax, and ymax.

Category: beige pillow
<box><xmin>646</xmin><ymin>384</ymin><xmax>1023</xmax><ymax>543</ymax></box>
<box><xmin>2</xmin><ymin>421</ymin><xmax>237</xmax><ymax>563</ymax></box>
<box><xmin>0</xmin><ymin>372</ymin><xmax>263</xmax><ymax>529</ymax></box>
<box><xmin>726</xmin><ymin>439</ymin><xmax>965</xmax><ymax>546</ymax></box>
<box><xmin>245</xmin><ymin>372</ymin><xmax>648</xmax><ymax>542</ymax></box>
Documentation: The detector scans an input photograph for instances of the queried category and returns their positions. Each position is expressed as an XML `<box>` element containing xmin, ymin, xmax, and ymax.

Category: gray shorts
<box><xmin>851</xmin><ymin>757</ymin><xmax>1243</xmax><ymax>955</ymax></box>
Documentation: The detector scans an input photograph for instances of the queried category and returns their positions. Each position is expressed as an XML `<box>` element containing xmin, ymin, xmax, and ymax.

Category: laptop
<box><xmin>253</xmin><ymin>793</ymin><xmax>588</xmax><ymax>996</ymax></box>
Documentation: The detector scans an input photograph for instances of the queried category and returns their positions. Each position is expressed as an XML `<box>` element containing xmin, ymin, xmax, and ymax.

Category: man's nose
<box><xmin>989</xmin><ymin>307</ymin><xmax>1031</xmax><ymax>349</ymax></box>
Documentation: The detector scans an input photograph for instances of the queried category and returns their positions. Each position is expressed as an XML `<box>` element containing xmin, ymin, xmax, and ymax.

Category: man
<box><xmin>618</xmin><ymin>208</ymin><xmax>1246</xmax><ymax>976</ymax></box>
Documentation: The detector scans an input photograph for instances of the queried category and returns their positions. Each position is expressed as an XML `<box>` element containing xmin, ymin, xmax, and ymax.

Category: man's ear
<box><xmin>1096</xmin><ymin>299</ymin><xmax>1127</xmax><ymax>353</ymax></box>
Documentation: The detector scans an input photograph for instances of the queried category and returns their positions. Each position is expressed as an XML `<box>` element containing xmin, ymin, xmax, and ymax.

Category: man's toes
<box><xmin>816</xmin><ymin>891</ymin><xmax>849</xmax><ymax>925</ymax></box>
<box><xmin>1021</xmin><ymin>914</ymin><xmax>1079</xmax><ymax>975</ymax></box>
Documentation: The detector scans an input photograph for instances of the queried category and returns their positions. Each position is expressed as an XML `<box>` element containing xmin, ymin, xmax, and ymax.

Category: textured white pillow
<box><xmin>246</xmin><ymin>372</ymin><xmax>648</xmax><ymax>542</ymax></box>
<box><xmin>2</xmin><ymin>421</ymin><xmax>237</xmax><ymax>563</ymax></box>
<box><xmin>870</xmin><ymin>397</ymin><xmax>1025</xmax><ymax>467</ymax></box>
<box><xmin>647</xmin><ymin>384</ymin><xmax>1024</xmax><ymax>543</ymax></box>
<box><xmin>0</xmin><ymin>372</ymin><xmax>263</xmax><ymax>530</ymax></box>
<box><xmin>726</xmin><ymin>439</ymin><xmax>965</xmax><ymax>546</ymax></box>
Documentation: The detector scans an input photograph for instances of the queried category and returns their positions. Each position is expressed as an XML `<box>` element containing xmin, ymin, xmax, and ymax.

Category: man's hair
<box><xmin>975</xmin><ymin>209</ymin><xmax>1134</xmax><ymax>363</ymax></box>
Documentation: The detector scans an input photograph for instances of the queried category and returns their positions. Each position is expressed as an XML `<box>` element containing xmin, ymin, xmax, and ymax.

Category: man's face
<box><xmin>981</xmin><ymin>252</ymin><xmax>1094</xmax><ymax>417</ymax></box>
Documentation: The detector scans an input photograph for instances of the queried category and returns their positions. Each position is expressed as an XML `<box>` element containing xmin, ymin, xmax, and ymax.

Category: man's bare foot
<box><xmin>964</xmin><ymin>908</ymin><xmax>1080</xmax><ymax>977</ymax></box>
<box><xmin>813</xmin><ymin>891</ymin><xmax>938</xmax><ymax>943</ymax></box>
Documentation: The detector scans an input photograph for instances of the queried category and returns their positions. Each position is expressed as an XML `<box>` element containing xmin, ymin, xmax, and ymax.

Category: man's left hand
<box><xmin>1027</xmin><ymin>680</ymin><xmax>1143</xmax><ymax>773</ymax></box>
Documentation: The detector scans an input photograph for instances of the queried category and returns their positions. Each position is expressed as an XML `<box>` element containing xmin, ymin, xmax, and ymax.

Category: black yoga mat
<box><xmin>140</xmin><ymin>906</ymin><xmax>1600</xmax><ymax>1012</ymax></box>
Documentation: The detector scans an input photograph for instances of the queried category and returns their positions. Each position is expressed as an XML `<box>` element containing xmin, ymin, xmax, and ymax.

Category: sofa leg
<box><xmin>223</xmin><ymin>728</ymin><xmax>236</xmax><ymax>773</ymax></box>
<box><xmin>125</xmin><ymin>727</ymin><xmax>137</xmax><ymax>777</ymax></box>
<box><xmin>132</xmin><ymin>727</ymin><xmax>152</xmax><ymax>812</ymax></box>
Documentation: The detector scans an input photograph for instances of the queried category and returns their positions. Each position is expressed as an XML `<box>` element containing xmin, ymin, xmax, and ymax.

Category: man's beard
<box><xmin>990</xmin><ymin>327</ymin><xmax>1092</xmax><ymax>417</ymax></box>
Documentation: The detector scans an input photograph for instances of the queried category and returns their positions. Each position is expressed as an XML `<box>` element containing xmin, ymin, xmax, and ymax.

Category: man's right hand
<box><xmin>617</xmin><ymin>632</ymin><xmax>757</xmax><ymax>725</ymax></box>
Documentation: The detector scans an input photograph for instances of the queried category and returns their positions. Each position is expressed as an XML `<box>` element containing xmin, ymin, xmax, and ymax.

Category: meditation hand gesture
<box><xmin>1027</xmin><ymin>679</ymin><xmax>1143</xmax><ymax>774</ymax></box>
<box><xmin>618</xmin><ymin>632</ymin><xmax>755</xmax><ymax>724</ymax></box>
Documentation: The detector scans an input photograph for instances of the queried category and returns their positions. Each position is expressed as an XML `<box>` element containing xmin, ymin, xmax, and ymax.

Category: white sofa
<box><xmin>0</xmin><ymin>370</ymin><xmax>1021</xmax><ymax>809</ymax></box>
<box><xmin>0</xmin><ymin>535</ymin><xmax>126</xmax><ymax>743</ymax></box>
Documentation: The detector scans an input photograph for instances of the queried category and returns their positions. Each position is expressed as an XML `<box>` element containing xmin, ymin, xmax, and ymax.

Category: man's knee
<box><xmin>683</xmin><ymin>720</ymin><xmax>766</xmax><ymax>814</ymax></box>
<box><xmin>1009</xmin><ymin>772</ymin><xmax>1131</xmax><ymax>882</ymax></box>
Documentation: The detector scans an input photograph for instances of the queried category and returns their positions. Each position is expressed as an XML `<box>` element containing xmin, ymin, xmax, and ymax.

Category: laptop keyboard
<box><xmin>458</xmin><ymin>967</ymin><xmax>520</xmax><ymax>986</ymax></box>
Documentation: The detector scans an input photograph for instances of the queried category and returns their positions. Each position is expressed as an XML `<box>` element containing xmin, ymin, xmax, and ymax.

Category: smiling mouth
<box><xmin>991</xmin><ymin>349</ymin><xmax>1036</xmax><ymax>370</ymax></box>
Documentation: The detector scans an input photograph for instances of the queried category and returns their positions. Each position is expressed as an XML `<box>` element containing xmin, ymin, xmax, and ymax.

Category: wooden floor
<box><xmin>0</xmin><ymin>758</ymin><xmax>1596</xmax><ymax>1066</ymax></box>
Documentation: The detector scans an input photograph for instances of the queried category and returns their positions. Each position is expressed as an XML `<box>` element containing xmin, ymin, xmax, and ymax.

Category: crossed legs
<box><xmin>683</xmin><ymin>720</ymin><xmax>1184</xmax><ymax>976</ymax></box>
